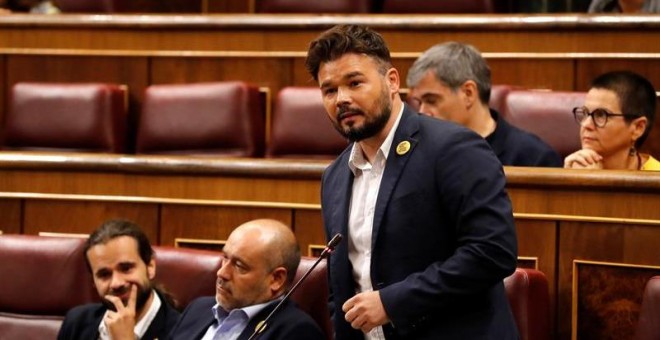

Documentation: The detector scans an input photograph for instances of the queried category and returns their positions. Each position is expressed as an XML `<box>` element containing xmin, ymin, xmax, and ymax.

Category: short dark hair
<box><xmin>591</xmin><ymin>71</ymin><xmax>657</xmax><ymax>148</ymax></box>
<box><xmin>305</xmin><ymin>24</ymin><xmax>392</xmax><ymax>82</ymax></box>
<box><xmin>84</xmin><ymin>219</ymin><xmax>154</xmax><ymax>271</ymax></box>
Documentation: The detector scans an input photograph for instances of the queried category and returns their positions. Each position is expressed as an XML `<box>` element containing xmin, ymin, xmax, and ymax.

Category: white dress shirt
<box><xmin>347</xmin><ymin>106</ymin><xmax>403</xmax><ymax>340</ymax></box>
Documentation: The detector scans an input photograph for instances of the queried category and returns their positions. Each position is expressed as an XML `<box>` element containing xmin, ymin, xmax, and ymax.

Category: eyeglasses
<box><xmin>572</xmin><ymin>107</ymin><xmax>640</xmax><ymax>128</ymax></box>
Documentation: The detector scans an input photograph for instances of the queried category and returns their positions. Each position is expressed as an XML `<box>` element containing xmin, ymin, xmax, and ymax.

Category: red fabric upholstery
<box><xmin>255</xmin><ymin>0</ymin><xmax>370</xmax><ymax>13</ymax></box>
<box><xmin>0</xmin><ymin>235</ymin><xmax>97</xmax><ymax>340</ymax></box>
<box><xmin>136</xmin><ymin>82</ymin><xmax>264</xmax><ymax>157</ymax></box>
<box><xmin>291</xmin><ymin>257</ymin><xmax>332</xmax><ymax>340</ymax></box>
<box><xmin>266</xmin><ymin>87</ymin><xmax>348</xmax><ymax>159</ymax></box>
<box><xmin>504</xmin><ymin>268</ymin><xmax>551</xmax><ymax>340</ymax></box>
<box><xmin>3</xmin><ymin>83</ymin><xmax>127</xmax><ymax>153</ymax></box>
<box><xmin>152</xmin><ymin>246</ymin><xmax>222</xmax><ymax>310</ymax></box>
<box><xmin>382</xmin><ymin>0</ymin><xmax>494</xmax><ymax>13</ymax></box>
<box><xmin>490</xmin><ymin>84</ymin><xmax>522</xmax><ymax>115</ymax></box>
<box><xmin>635</xmin><ymin>276</ymin><xmax>660</xmax><ymax>340</ymax></box>
<box><xmin>502</xmin><ymin>90</ymin><xmax>585</xmax><ymax>158</ymax></box>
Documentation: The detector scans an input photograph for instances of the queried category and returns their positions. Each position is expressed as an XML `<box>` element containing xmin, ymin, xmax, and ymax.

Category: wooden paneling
<box><xmin>22</xmin><ymin>200</ymin><xmax>159</xmax><ymax>240</ymax></box>
<box><xmin>0</xmin><ymin>199</ymin><xmax>21</xmax><ymax>234</ymax></box>
<box><xmin>293</xmin><ymin>209</ymin><xmax>324</xmax><ymax>253</ymax></box>
<box><xmin>0</xmin><ymin>15</ymin><xmax>659</xmax><ymax>53</ymax></box>
<box><xmin>490</xmin><ymin>59</ymin><xmax>575</xmax><ymax>91</ymax></box>
<box><xmin>0</xmin><ymin>54</ymin><xmax>5</xmax><ymax>127</ymax></box>
<box><xmin>558</xmin><ymin>221</ymin><xmax>660</xmax><ymax>339</ymax></box>
<box><xmin>159</xmin><ymin>205</ymin><xmax>292</xmax><ymax>246</ymax></box>
<box><xmin>572</xmin><ymin>261</ymin><xmax>660</xmax><ymax>340</ymax></box>
<box><xmin>515</xmin><ymin>218</ymin><xmax>558</xmax><ymax>335</ymax></box>
<box><xmin>150</xmin><ymin>57</ymin><xmax>294</xmax><ymax>96</ymax></box>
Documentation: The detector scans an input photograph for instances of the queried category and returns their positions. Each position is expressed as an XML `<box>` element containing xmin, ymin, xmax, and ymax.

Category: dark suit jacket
<box><xmin>57</xmin><ymin>291</ymin><xmax>180</xmax><ymax>340</ymax></box>
<box><xmin>168</xmin><ymin>296</ymin><xmax>324</xmax><ymax>340</ymax></box>
<box><xmin>322</xmin><ymin>106</ymin><xmax>519</xmax><ymax>339</ymax></box>
<box><xmin>486</xmin><ymin>109</ymin><xmax>562</xmax><ymax>167</ymax></box>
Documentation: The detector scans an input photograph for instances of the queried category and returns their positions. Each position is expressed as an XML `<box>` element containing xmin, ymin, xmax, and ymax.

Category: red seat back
<box><xmin>503</xmin><ymin>90</ymin><xmax>585</xmax><ymax>158</ymax></box>
<box><xmin>136</xmin><ymin>82</ymin><xmax>264</xmax><ymax>157</ymax></box>
<box><xmin>504</xmin><ymin>268</ymin><xmax>551</xmax><ymax>340</ymax></box>
<box><xmin>636</xmin><ymin>276</ymin><xmax>660</xmax><ymax>340</ymax></box>
<box><xmin>266</xmin><ymin>87</ymin><xmax>348</xmax><ymax>159</ymax></box>
<box><xmin>4</xmin><ymin>83</ymin><xmax>127</xmax><ymax>153</ymax></box>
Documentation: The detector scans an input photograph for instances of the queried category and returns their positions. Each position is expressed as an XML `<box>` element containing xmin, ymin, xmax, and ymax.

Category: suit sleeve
<box><xmin>379</xmin><ymin>129</ymin><xmax>518</xmax><ymax>329</ymax></box>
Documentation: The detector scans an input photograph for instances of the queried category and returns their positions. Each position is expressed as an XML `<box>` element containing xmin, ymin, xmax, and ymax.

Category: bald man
<box><xmin>168</xmin><ymin>219</ymin><xmax>324</xmax><ymax>340</ymax></box>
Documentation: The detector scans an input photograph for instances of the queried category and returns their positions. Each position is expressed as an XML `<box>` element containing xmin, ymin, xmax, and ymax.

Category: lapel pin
<box><xmin>255</xmin><ymin>320</ymin><xmax>267</xmax><ymax>334</ymax></box>
<box><xmin>396</xmin><ymin>141</ymin><xmax>411</xmax><ymax>156</ymax></box>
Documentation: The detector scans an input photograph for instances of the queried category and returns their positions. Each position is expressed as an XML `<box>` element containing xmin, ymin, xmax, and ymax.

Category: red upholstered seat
<box><xmin>266</xmin><ymin>87</ymin><xmax>348</xmax><ymax>159</ymax></box>
<box><xmin>504</xmin><ymin>268</ymin><xmax>551</xmax><ymax>340</ymax></box>
<box><xmin>382</xmin><ymin>0</ymin><xmax>494</xmax><ymax>13</ymax></box>
<box><xmin>502</xmin><ymin>90</ymin><xmax>585</xmax><ymax>158</ymax></box>
<box><xmin>136</xmin><ymin>82</ymin><xmax>265</xmax><ymax>157</ymax></box>
<box><xmin>490</xmin><ymin>84</ymin><xmax>522</xmax><ymax>116</ymax></box>
<box><xmin>0</xmin><ymin>234</ymin><xmax>97</xmax><ymax>340</ymax></box>
<box><xmin>635</xmin><ymin>276</ymin><xmax>660</xmax><ymax>340</ymax></box>
<box><xmin>291</xmin><ymin>257</ymin><xmax>332</xmax><ymax>340</ymax></box>
<box><xmin>255</xmin><ymin>0</ymin><xmax>371</xmax><ymax>13</ymax></box>
<box><xmin>152</xmin><ymin>246</ymin><xmax>223</xmax><ymax>310</ymax></box>
<box><xmin>3</xmin><ymin>82</ymin><xmax>127</xmax><ymax>153</ymax></box>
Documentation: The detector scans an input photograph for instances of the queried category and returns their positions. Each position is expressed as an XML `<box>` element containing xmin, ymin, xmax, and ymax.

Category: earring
<box><xmin>629</xmin><ymin>146</ymin><xmax>637</xmax><ymax>156</ymax></box>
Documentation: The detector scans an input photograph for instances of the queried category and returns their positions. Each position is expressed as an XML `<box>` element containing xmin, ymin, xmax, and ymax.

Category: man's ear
<box><xmin>269</xmin><ymin>267</ymin><xmax>288</xmax><ymax>294</ymax></box>
<box><xmin>461</xmin><ymin>80</ymin><xmax>479</xmax><ymax>108</ymax></box>
<box><xmin>386</xmin><ymin>67</ymin><xmax>400</xmax><ymax>94</ymax></box>
<box><xmin>147</xmin><ymin>258</ymin><xmax>156</xmax><ymax>280</ymax></box>
<box><xmin>631</xmin><ymin>116</ymin><xmax>648</xmax><ymax>142</ymax></box>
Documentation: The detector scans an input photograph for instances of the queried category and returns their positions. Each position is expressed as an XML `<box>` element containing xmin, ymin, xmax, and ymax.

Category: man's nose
<box><xmin>418</xmin><ymin>103</ymin><xmax>433</xmax><ymax>117</ymax></box>
<box><xmin>110</xmin><ymin>273</ymin><xmax>126</xmax><ymax>289</ymax></box>
<box><xmin>336</xmin><ymin>87</ymin><xmax>351</xmax><ymax>106</ymax></box>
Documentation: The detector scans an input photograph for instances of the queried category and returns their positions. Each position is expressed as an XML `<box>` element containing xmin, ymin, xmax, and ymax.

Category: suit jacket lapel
<box><xmin>237</xmin><ymin>300</ymin><xmax>282</xmax><ymax>340</ymax></box>
<box><xmin>371</xmin><ymin>107</ymin><xmax>419</xmax><ymax>247</ymax></box>
<box><xmin>325</xmin><ymin>148</ymin><xmax>354</xmax><ymax>269</ymax></box>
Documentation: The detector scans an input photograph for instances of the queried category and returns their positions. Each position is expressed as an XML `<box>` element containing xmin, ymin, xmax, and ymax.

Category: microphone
<box><xmin>248</xmin><ymin>233</ymin><xmax>343</xmax><ymax>340</ymax></box>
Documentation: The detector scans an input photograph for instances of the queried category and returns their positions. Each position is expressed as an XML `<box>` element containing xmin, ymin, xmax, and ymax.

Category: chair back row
<box><xmin>2</xmin><ymin>82</ymin><xmax>587</xmax><ymax>159</ymax></box>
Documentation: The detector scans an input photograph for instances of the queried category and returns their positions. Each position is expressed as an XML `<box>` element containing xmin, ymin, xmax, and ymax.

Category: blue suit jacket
<box><xmin>322</xmin><ymin>106</ymin><xmax>519</xmax><ymax>339</ymax></box>
<box><xmin>167</xmin><ymin>296</ymin><xmax>324</xmax><ymax>340</ymax></box>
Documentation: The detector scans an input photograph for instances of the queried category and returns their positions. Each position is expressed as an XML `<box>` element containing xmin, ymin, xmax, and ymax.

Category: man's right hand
<box><xmin>104</xmin><ymin>284</ymin><xmax>138</xmax><ymax>340</ymax></box>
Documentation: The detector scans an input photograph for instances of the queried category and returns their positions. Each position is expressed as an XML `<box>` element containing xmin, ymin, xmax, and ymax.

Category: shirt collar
<box><xmin>348</xmin><ymin>104</ymin><xmax>405</xmax><ymax>176</ymax></box>
<box><xmin>211</xmin><ymin>298</ymin><xmax>278</xmax><ymax>323</ymax></box>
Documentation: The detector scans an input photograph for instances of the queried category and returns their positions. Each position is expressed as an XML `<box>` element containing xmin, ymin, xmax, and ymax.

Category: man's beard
<box><xmin>102</xmin><ymin>283</ymin><xmax>153</xmax><ymax>313</ymax></box>
<box><xmin>332</xmin><ymin>88</ymin><xmax>392</xmax><ymax>142</ymax></box>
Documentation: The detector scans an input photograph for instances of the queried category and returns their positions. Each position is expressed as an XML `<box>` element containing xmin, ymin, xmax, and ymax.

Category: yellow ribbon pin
<box><xmin>396</xmin><ymin>141</ymin><xmax>411</xmax><ymax>155</ymax></box>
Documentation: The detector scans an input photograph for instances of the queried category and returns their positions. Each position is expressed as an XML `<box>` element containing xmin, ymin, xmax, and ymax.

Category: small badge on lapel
<box><xmin>255</xmin><ymin>320</ymin><xmax>267</xmax><ymax>334</ymax></box>
<box><xmin>396</xmin><ymin>141</ymin><xmax>411</xmax><ymax>156</ymax></box>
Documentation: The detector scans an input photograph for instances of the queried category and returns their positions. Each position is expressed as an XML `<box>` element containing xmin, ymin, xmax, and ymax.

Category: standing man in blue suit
<box><xmin>305</xmin><ymin>25</ymin><xmax>519</xmax><ymax>339</ymax></box>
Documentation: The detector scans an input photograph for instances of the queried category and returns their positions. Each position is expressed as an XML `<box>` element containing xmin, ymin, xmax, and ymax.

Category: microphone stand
<box><xmin>247</xmin><ymin>233</ymin><xmax>342</xmax><ymax>340</ymax></box>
